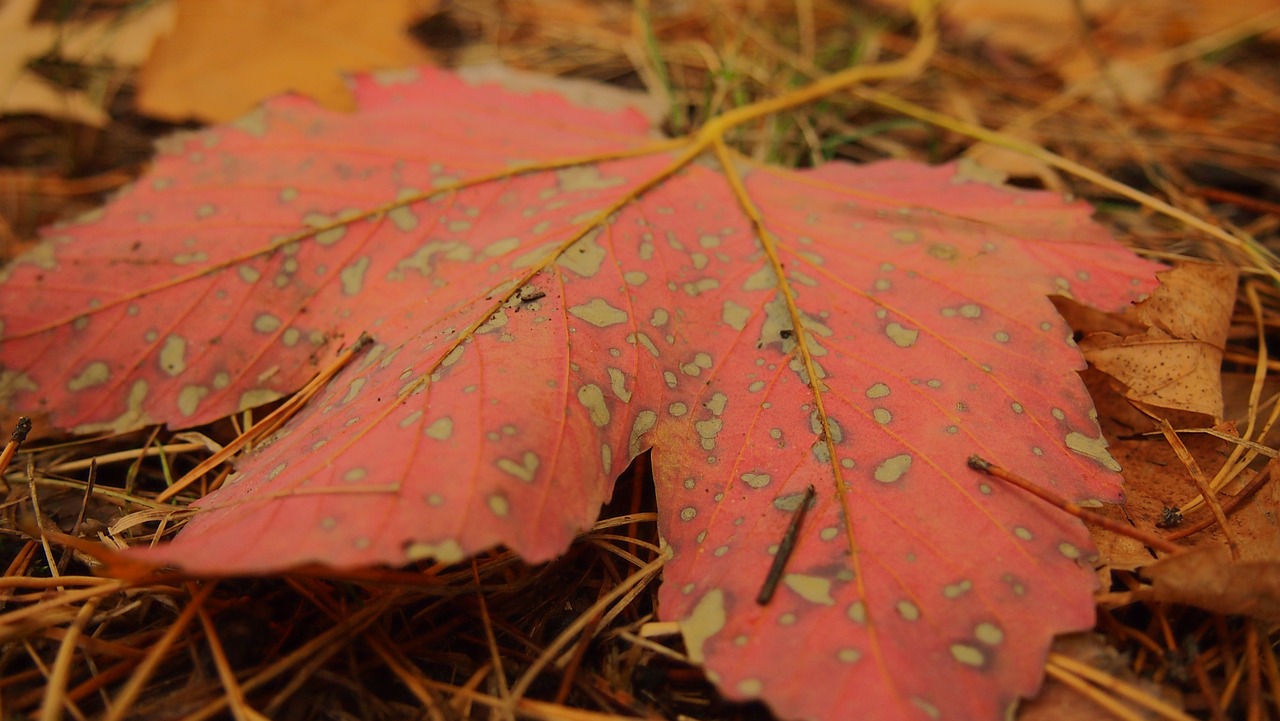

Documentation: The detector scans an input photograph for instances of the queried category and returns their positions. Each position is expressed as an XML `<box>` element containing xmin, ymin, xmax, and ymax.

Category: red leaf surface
<box><xmin>0</xmin><ymin>67</ymin><xmax>1160</xmax><ymax>720</ymax></box>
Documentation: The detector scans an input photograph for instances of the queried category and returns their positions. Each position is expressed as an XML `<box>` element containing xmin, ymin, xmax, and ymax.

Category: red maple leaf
<box><xmin>0</xmin><ymin>65</ymin><xmax>1159</xmax><ymax>720</ymax></box>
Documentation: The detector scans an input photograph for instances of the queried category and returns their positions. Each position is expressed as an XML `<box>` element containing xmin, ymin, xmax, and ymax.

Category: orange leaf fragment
<box><xmin>137</xmin><ymin>0</ymin><xmax>435</xmax><ymax>122</ymax></box>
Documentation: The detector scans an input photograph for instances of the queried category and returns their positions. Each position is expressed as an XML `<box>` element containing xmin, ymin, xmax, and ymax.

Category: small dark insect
<box><xmin>1156</xmin><ymin>506</ymin><xmax>1184</xmax><ymax>528</ymax></box>
<box><xmin>518</xmin><ymin>287</ymin><xmax>546</xmax><ymax>303</ymax></box>
<box><xmin>779</xmin><ymin>329</ymin><xmax>794</xmax><ymax>340</ymax></box>
<box><xmin>757</xmin><ymin>484</ymin><xmax>816</xmax><ymax>605</ymax></box>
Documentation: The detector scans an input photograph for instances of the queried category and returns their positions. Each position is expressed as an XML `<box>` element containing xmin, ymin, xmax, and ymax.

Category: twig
<box><xmin>757</xmin><ymin>484</ymin><xmax>816</xmax><ymax>605</ymax></box>
<box><xmin>966</xmin><ymin>456</ymin><xmax>1183</xmax><ymax>555</ymax></box>
<box><xmin>0</xmin><ymin>416</ymin><xmax>32</xmax><ymax>489</ymax></box>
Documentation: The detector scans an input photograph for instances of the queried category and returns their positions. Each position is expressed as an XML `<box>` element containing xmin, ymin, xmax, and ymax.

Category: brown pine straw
<box><xmin>1156</xmin><ymin>420</ymin><xmax>1241</xmax><ymax>560</ymax></box>
<box><xmin>153</xmin><ymin>332</ymin><xmax>373</xmax><ymax>503</ymax></box>
<box><xmin>1046</xmin><ymin>651</ymin><xmax>1196</xmax><ymax>721</ymax></box>
<box><xmin>194</xmin><ymin>585</ymin><xmax>271</xmax><ymax>721</ymax></box>
<box><xmin>966</xmin><ymin>455</ymin><xmax>1184</xmax><ymax>555</ymax></box>
<box><xmin>1165</xmin><ymin>461</ymin><xmax>1274</xmax><ymax>542</ymax></box>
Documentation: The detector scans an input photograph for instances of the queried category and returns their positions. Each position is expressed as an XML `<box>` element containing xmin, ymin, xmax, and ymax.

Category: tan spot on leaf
<box><xmin>975</xmin><ymin>622</ymin><xmax>1004</xmax><ymax>645</ymax></box>
<box><xmin>606</xmin><ymin>367</ymin><xmax>631</xmax><ymax>402</ymax></box>
<box><xmin>404</xmin><ymin>538</ymin><xmax>464</xmax><ymax>563</ymax></box>
<box><xmin>837</xmin><ymin>648</ymin><xmax>862</xmax><ymax>664</ymax></box>
<box><xmin>568</xmin><ymin>298</ymin><xmax>628</xmax><ymax>328</ymax></box>
<box><xmin>737</xmin><ymin>678</ymin><xmax>763</xmax><ymax>696</ymax></box>
<box><xmin>874</xmin><ymin>454</ymin><xmax>913</xmax><ymax>483</ymax></box>
<box><xmin>496</xmin><ymin>451</ymin><xmax>540</xmax><ymax>483</ymax></box>
<box><xmin>782</xmin><ymin>574</ymin><xmax>835</xmax><ymax>605</ymax></box>
<box><xmin>340</xmin><ymin>256</ymin><xmax>371</xmax><ymax>296</ymax></box>
<box><xmin>928</xmin><ymin>243</ymin><xmax>959</xmax><ymax>260</ymax></box>
<box><xmin>885</xmin><ymin>322</ymin><xmax>918</xmax><ymax>348</ymax></box>
<box><xmin>389</xmin><ymin>205</ymin><xmax>418</xmax><ymax>232</ymax></box>
<box><xmin>912</xmin><ymin>697</ymin><xmax>941</xmax><ymax>720</ymax></box>
<box><xmin>425</xmin><ymin>417</ymin><xmax>454</xmax><ymax>441</ymax></box>
<box><xmin>950</xmin><ymin>643</ymin><xmax>985</xmax><ymax>667</ymax></box>
<box><xmin>483</xmin><ymin>236</ymin><xmax>519</xmax><ymax>257</ymax></box>
<box><xmin>161</xmin><ymin>335</ymin><xmax>188</xmax><ymax>376</ymax></box>
<box><xmin>742</xmin><ymin>266</ymin><xmax>777</xmax><ymax>291</ymax></box>
<box><xmin>68</xmin><ymin>361</ymin><xmax>110</xmax><ymax>391</ymax></box>
<box><xmin>846</xmin><ymin>600</ymin><xmax>867</xmax><ymax>624</ymax></box>
<box><xmin>897</xmin><ymin>600</ymin><xmax>921</xmax><ymax>621</ymax></box>
<box><xmin>1065</xmin><ymin>431</ymin><xmax>1121</xmax><ymax>471</ymax></box>
<box><xmin>253</xmin><ymin>313</ymin><xmax>281</xmax><ymax>333</ymax></box>
<box><xmin>487</xmin><ymin>494</ymin><xmax>510</xmax><ymax>517</ymax></box>
<box><xmin>629</xmin><ymin>410</ymin><xmax>657</xmax><ymax>456</ymax></box>
<box><xmin>680</xmin><ymin>588</ymin><xmax>726</xmax><ymax>664</ymax></box>
<box><xmin>557</xmin><ymin>227</ymin><xmax>606</xmax><ymax>277</ymax></box>
<box><xmin>577</xmin><ymin>384</ymin><xmax>610</xmax><ymax>427</ymax></box>
<box><xmin>740</xmin><ymin>472</ymin><xmax>770</xmax><ymax>489</ymax></box>
<box><xmin>721</xmin><ymin>300</ymin><xmax>751</xmax><ymax>331</ymax></box>
<box><xmin>704</xmin><ymin>391</ymin><xmax>727</xmax><ymax>415</ymax></box>
<box><xmin>177</xmin><ymin>385</ymin><xmax>209</xmax><ymax>417</ymax></box>
<box><xmin>860</xmin><ymin>384</ymin><xmax>890</xmax><ymax>399</ymax></box>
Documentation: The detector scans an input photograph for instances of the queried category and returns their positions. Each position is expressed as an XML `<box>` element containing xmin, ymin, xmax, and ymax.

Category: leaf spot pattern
<box><xmin>487</xmin><ymin>493</ymin><xmax>510</xmax><ymax>517</ymax></box>
<box><xmin>159</xmin><ymin>335</ymin><xmax>187</xmax><ymax>376</ymax></box>
<box><xmin>67</xmin><ymin>361</ymin><xmax>110</xmax><ymax>391</ymax></box>
<box><xmin>253</xmin><ymin>314</ymin><xmax>281</xmax><ymax>333</ymax></box>
<box><xmin>874</xmin><ymin>454</ymin><xmax>912</xmax><ymax>484</ymax></box>
<box><xmin>1064</xmin><ymin>431</ymin><xmax>1121</xmax><ymax>471</ymax></box>
<box><xmin>404</xmin><ymin>539</ymin><xmax>464</xmax><ymax>563</ymax></box>
<box><xmin>975</xmin><ymin>622</ymin><xmax>1004</xmax><ymax>645</ymax></box>
<box><xmin>950</xmin><ymin>643</ymin><xmax>986</xmax><ymax>668</ymax></box>
<box><xmin>943</xmin><ymin>579</ymin><xmax>973</xmax><ymax>599</ymax></box>
<box><xmin>177</xmin><ymin>385</ymin><xmax>208</xmax><ymax>417</ymax></box>
<box><xmin>576</xmin><ymin>384</ymin><xmax>610</xmax><ymax>427</ymax></box>
<box><xmin>424</xmin><ymin>417</ymin><xmax>454</xmax><ymax>441</ymax></box>
<box><xmin>496</xmin><ymin>452</ymin><xmax>539</xmax><ymax>483</ymax></box>
<box><xmin>846</xmin><ymin>601</ymin><xmax>867</xmax><ymax>624</ymax></box>
<box><xmin>912</xmin><ymin>697</ymin><xmax>942</xmax><ymax>720</ymax></box>
<box><xmin>884</xmin><ymin>322</ymin><xmax>918</xmax><ymax>348</ymax></box>
<box><xmin>681</xmin><ymin>589</ymin><xmax>726</xmax><ymax>664</ymax></box>
<box><xmin>782</xmin><ymin>574</ymin><xmax>835</xmax><ymax>606</ymax></box>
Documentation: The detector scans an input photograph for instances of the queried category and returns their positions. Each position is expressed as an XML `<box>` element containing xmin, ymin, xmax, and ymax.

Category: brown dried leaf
<box><xmin>0</xmin><ymin>0</ymin><xmax>174</xmax><ymax>125</ymax></box>
<box><xmin>1079</xmin><ymin>262</ymin><xmax>1235</xmax><ymax>419</ymax></box>
<box><xmin>1142</xmin><ymin>545</ymin><xmax>1280</xmax><ymax>622</ymax></box>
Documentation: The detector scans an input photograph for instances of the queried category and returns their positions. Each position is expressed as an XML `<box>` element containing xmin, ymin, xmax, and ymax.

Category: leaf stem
<box><xmin>966</xmin><ymin>455</ymin><xmax>1184</xmax><ymax>555</ymax></box>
